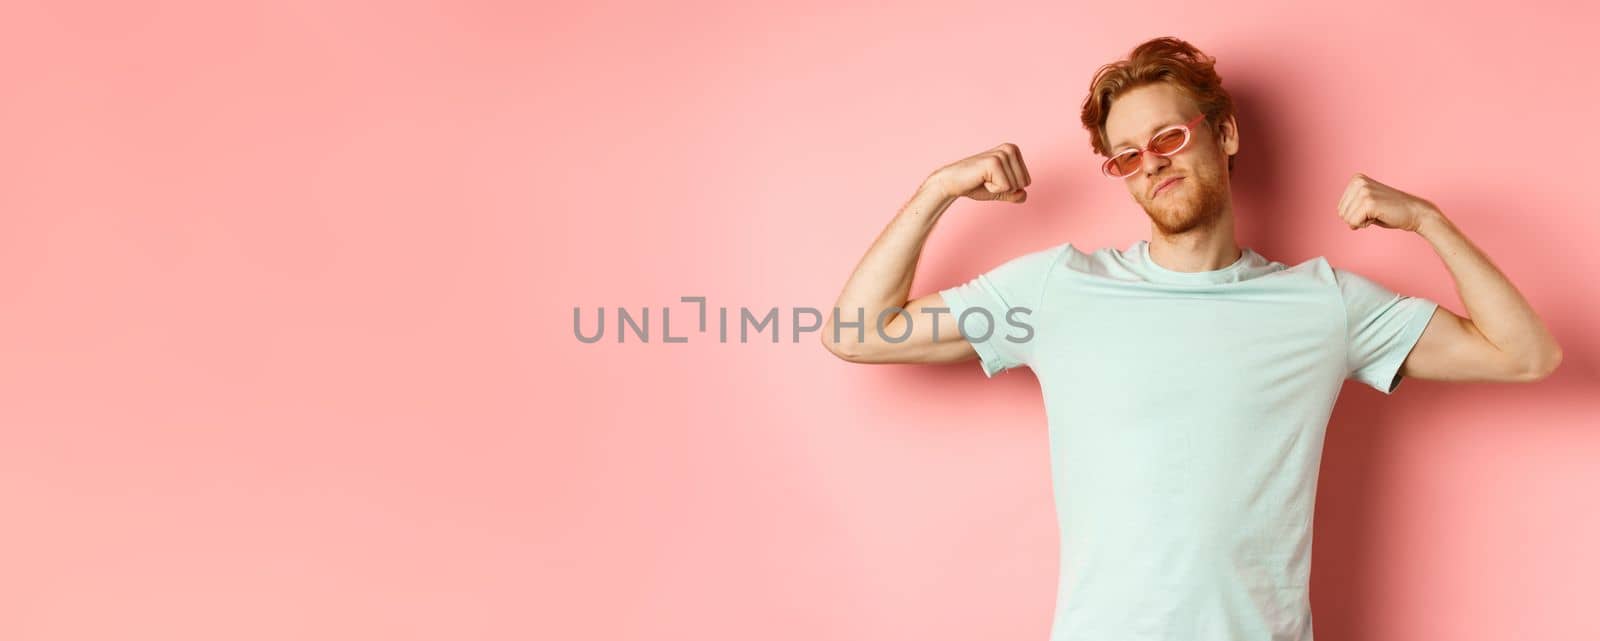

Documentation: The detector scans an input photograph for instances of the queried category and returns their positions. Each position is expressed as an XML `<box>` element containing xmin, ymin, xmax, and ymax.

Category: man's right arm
<box><xmin>820</xmin><ymin>143</ymin><xmax>1032</xmax><ymax>365</ymax></box>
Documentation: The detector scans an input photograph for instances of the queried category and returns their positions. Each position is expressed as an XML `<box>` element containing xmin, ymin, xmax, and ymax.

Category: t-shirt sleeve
<box><xmin>1335</xmin><ymin>267</ymin><xmax>1440</xmax><ymax>395</ymax></box>
<box><xmin>937</xmin><ymin>244</ymin><xmax>1066</xmax><ymax>378</ymax></box>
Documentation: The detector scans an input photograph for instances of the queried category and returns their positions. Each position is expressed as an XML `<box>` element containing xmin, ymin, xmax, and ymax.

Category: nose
<box><xmin>1140</xmin><ymin>150</ymin><xmax>1171</xmax><ymax>177</ymax></box>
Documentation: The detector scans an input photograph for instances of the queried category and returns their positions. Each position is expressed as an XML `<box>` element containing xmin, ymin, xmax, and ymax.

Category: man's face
<box><xmin>1102</xmin><ymin>82</ymin><xmax>1237</xmax><ymax>236</ymax></box>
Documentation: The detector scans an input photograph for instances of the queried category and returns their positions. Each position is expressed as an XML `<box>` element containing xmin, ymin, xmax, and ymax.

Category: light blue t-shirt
<box><xmin>939</xmin><ymin>239</ymin><xmax>1438</xmax><ymax>641</ymax></box>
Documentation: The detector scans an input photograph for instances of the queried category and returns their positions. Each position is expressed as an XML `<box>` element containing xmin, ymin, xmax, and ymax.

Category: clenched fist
<box><xmin>1337</xmin><ymin>172</ymin><xmax>1440</xmax><ymax>233</ymax></box>
<box><xmin>926</xmin><ymin>143</ymin><xmax>1033</xmax><ymax>203</ymax></box>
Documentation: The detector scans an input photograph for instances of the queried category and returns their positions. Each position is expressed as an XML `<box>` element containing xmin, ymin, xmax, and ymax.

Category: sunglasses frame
<box><xmin>1101</xmin><ymin>112</ymin><xmax>1209</xmax><ymax>179</ymax></box>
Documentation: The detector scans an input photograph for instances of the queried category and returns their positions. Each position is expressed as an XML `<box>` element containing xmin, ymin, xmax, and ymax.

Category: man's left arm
<box><xmin>1337</xmin><ymin>173</ymin><xmax>1563</xmax><ymax>383</ymax></box>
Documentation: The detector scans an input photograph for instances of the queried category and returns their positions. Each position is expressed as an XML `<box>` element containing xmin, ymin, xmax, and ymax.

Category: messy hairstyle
<box><xmin>1080</xmin><ymin>36</ymin><xmax>1237</xmax><ymax>172</ymax></box>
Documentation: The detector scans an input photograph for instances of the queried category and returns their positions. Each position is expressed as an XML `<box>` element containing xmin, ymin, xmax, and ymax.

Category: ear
<box><xmin>1218</xmin><ymin>114</ymin><xmax>1240</xmax><ymax>158</ymax></box>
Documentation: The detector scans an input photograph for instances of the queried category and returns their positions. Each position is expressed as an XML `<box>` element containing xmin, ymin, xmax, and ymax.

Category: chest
<box><xmin>1028</xmin><ymin>280</ymin><xmax>1347</xmax><ymax>420</ymax></box>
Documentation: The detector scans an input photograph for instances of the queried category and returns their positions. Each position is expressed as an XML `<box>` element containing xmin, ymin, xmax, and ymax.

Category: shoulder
<box><xmin>1026</xmin><ymin>241</ymin><xmax>1076</xmax><ymax>264</ymax></box>
<box><xmin>988</xmin><ymin>241</ymin><xmax>1076</xmax><ymax>275</ymax></box>
<box><xmin>1325</xmin><ymin>261</ymin><xmax>1397</xmax><ymax>299</ymax></box>
<box><xmin>1319</xmin><ymin>259</ymin><xmax>1423</xmax><ymax>328</ymax></box>
<box><xmin>1053</xmin><ymin>243</ymin><xmax>1124</xmax><ymax>278</ymax></box>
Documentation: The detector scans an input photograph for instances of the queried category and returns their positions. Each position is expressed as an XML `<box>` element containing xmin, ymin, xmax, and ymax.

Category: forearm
<box><xmin>825</xmin><ymin>180</ymin><xmax>956</xmax><ymax>338</ymax></box>
<box><xmin>1415</xmin><ymin>205</ymin><xmax>1562</xmax><ymax>370</ymax></box>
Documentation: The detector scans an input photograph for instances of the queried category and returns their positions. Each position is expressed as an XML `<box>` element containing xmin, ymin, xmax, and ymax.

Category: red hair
<box><xmin>1080</xmin><ymin>37</ymin><xmax>1237</xmax><ymax>172</ymax></box>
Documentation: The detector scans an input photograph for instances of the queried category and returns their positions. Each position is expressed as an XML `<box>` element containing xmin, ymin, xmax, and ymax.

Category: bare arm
<box><xmin>821</xmin><ymin>144</ymin><xmax>1032</xmax><ymax>364</ymax></box>
<box><xmin>1401</xmin><ymin>209</ymin><xmax>1562</xmax><ymax>382</ymax></box>
<box><xmin>1336</xmin><ymin>173</ymin><xmax>1562</xmax><ymax>383</ymax></box>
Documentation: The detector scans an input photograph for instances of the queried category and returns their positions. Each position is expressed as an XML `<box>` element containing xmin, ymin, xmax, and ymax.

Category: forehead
<box><xmin>1104</xmin><ymin>83</ymin><xmax>1194</xmax><ymax>149</ymax></box>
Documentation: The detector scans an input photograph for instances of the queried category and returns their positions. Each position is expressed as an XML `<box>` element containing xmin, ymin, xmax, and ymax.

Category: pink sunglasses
<box><xmin>1101</xmin><ymin>113</ymin><xmax>1209</xmax><ymax>178</ymax></box>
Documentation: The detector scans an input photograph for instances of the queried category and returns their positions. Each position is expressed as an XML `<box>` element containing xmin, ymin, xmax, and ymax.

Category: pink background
<box><xmin>1</xmin><ymin>1</ymin><xmax>1596</xmax><ymax>639</ymax></box>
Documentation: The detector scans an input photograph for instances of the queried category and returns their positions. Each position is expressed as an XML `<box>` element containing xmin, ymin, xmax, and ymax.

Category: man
<box><xmin>819</xmin><ymin>36</ymin><xmax>1562</xmax><ymax>641</ymax></box>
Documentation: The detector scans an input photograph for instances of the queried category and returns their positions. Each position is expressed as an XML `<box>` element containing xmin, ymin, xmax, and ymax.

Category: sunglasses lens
<box><xmin>1150</xmin><ymin>128</ymin><xmax>1188</xmax><ymax>154</ymax></box>
<box><xmin>1107</xmin><ymin>151</ymin><xmax>1140</xmax><ymax>177</ymax></box>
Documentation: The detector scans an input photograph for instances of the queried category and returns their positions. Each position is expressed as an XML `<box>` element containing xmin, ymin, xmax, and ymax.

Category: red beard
<box><xmin>1140</xmin><ymin>171</ymin><xmax>1228</xmax><ymax>236</ymax></box>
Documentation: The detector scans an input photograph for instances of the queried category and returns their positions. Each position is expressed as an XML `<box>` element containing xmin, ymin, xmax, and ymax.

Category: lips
<box><xmin>1152</xmin><ymin>176</ymin><xmax>1183</xmax><ymax>197</ymax></box>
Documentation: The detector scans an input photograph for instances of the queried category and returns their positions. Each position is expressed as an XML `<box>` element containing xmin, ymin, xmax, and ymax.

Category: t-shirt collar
<box><xmin>1125</xmin><ymin>239</ymin><xmax>1259</xmax><ymax>285</ymax></box>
